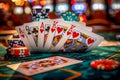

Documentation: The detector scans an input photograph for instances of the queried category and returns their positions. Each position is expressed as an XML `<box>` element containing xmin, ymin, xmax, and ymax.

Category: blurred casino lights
<box><xmin>32</xmin><ymin>5</ymin><xmax>42</xmax><ymax>9</ymax></box>
<box><xmin>14</xmin><ymin>7</ymin><xmax>23</xmax><ymax>15</ymax></box>
<box><xmin>55</xmin><ymin>3</ymin><xmax>69</xmax><ymax>13</ymax></box>
<box><xmin>43</xmin><ymin>4</ymin><xmax>53</xmax><ymax>12</ymax></box>
<box><xmin>71</xmin><ymin>3</ymin><xmax>87</xmax><ymax>14</ymax></box>
<box><xmin>111</xmin><ymin>2</ymin><xmax>120</xmax><ymax>10</ymax></box>
<box><xmin>0</xmin><ymin>3</ymin><xmax>9</xmax><ymax>11</ymax></box>
<box><xmin>24</xmin><ymin>6</ymin><xmax>31</xmax><ymax>14</ymax></box>
<box><xmin>92</xmin><ymin>3</ymin><xmax>105</xmax><ymax>10</ymax></box>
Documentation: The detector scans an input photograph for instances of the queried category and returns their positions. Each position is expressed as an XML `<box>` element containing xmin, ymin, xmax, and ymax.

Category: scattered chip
<box><xmin>90</xmin><ymin>59</ymin><xmax>120</xmax><ymax>70</ymax></box>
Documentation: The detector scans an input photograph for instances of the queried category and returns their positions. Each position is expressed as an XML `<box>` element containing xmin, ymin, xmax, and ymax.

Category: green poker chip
<box><xmin>61</xmin><ymin>12</ymin><xmax>79</xmax><ymax>21</ymax></box>
<box><xmin>0</xmin><ymin>46</ymin><xmax>7</xmax><ymax>55</ymax></box>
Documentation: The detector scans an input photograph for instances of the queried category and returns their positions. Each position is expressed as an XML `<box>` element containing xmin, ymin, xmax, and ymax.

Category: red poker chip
<box><xmin>90</xmin><ymin>59</ymin><xmax>120</xmax><ymax>70</ymax></box>
<box><xmin>10</xmin><ymin>46</ymin><xmax>30</xmax><ymax>57</ymax></box>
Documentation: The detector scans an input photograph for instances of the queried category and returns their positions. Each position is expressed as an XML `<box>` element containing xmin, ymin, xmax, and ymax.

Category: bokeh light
<box><xmin>14</xmin><ymin>7</ymin><xmax>23</xmax><ymax>15</ymax></box>
<box><xmin>71</xmin><ymin>3</ymin><xmax>87</xmax><ymax>14</ymax></box>
<box><xmin>92</xmin><ymin>3</ymin><xmax>105</xmax><ymax>10</ymax></box>
<box><xmin>43</xmin><ymin>4</ymin><xmax>53</xmax><ymax>12</ymax></box>
<box><xmin>24</xmin><ymin>6</ymin><xmax>31</xmax><ymax>14</ymax></box>
<box><xmin>55</xmin><ymin>3</ymin><xmax>69</xmax><ymax>13</ymax></box>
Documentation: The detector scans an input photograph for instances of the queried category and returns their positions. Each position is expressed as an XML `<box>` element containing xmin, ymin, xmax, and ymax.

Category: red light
<box><xmin>71</xmin><ymin>0</ymin><xmax>76</xmax><ymax>5</ymax></box>
<box><xmin>40</xmin><ymin>0</ymin><xmax>46</xmax><ymax>6</ymax></box>
<box><xmin>79</xmin><ymin>14</ymin><xmax>87</xmax><ymax>23</ymax></box>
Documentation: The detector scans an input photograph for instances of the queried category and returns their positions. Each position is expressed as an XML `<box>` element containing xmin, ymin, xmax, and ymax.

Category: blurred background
<box><xmin>0</xmin><ymin>0</ymin><xmax>120</xmax><ymax>33</ymax></box>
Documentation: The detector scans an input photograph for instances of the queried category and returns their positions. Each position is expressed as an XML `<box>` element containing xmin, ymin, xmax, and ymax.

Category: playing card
<box><xmin>64</xmin><ymin>20</ymin><xmax>92</xmax><ymax>32</ymax></box>
<box><xmin>38</xmin><ymin>19</ymin><xmax>53</xmax><ymax>51</ymax></box>
<box><xmin>38</xmin><ymin>19</ymin><xmax>52</xmax><ymax>50</ymax></box>
<box><xmin>49</xmin><ymin>20</ymin><xmax>75</xmax><ymax>51</ymax></box>
<box><xmin>23</xmin><ymin>22</ymin><xmax>39</xmax><ymax>51</ymax></box>
<box><xmin>43</xmin><ymin>19</ymin><xmax>60</xmax><ymax>51</ymax></box>
<box><xmin>32</xmin><ymin>8</ymin><xmax>50</xmax><ymax>21</ymax></box>
<box><xmin>59</xmin><ymin>18</ymin><xmax>92</xmax><ymax>32</ymax></box>
<box><xmin>15</xmin><ymin>26</ymin><xmax>32</xmax><ymax>51</ymax></box>
<box><xmin>53</xmin><ymin>24</ymin><xmax>104</xmax><ymax>52</ymax></box>
<box><xmin>7</xmin><ymin>56</ymin><xmax>82</xmax><ymax>76</ymax></box>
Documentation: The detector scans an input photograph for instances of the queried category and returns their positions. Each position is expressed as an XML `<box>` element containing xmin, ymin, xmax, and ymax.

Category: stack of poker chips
<box><xmin>32</xmin><ymin>8</ymin><xmax>50</xmax><ymax>21</ymax></box>
<box><xmin>5</xmin><ymin>34</ymin><xmax>30</xmax><ymax>57</ymax></box>
<box><xmin>10</xmin><ymin>46</ymin><xmax>30</xmax><ymax>57</ymax></box>
<box><xmin>5</xmin><ymin>34</ymin><xmax>25</xmax><ymax>47</ymax></box>
<box><xmin>61</xmin><ymin>12</ymin><xmax>79</xmax><ymax>21</ymax></box>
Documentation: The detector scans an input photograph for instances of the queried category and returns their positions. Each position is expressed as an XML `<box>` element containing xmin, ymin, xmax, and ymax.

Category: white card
<box><xmin>15</xmin><ymin>26</ymin><xmax>32</xmax><ymax>51</ymax></box>
<box><xmin>7</xmin><ymin>56</ymin><xmax>82</xmax><ymax>76</ymax></box>
<box><xmin>23</xmin><ymin>22</ymin><xmax>39</xmax><ymax>51</ymax></box>
<box><xmin>53</xmin><ymin>24</ymin><xmax>104</xmax><ymax>52</ymax></box>
<box><xmin>43</xmin><ymin>19</ymin><xmax>59</xmax><ymax>51</ymax></box>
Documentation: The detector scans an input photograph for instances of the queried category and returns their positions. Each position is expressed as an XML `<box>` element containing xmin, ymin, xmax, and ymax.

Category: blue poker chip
<box><xmin>7</xmin><ymin>40</ymin><xmax>25</xmax><ymax>47</ymax></box>
<box><xmin>32</xmin><ymin>8</ymin><xmax>50</xmax><ymax>21</ymax></box>
<box><xmin>13</xmin><ymin>34</ymin><xmax>20</xmax><ymax>38</ymax></box>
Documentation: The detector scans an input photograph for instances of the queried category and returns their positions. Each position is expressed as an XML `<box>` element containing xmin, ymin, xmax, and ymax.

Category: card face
<box><xmin>49</xmin><ymin>20</ymin><xmax>72</xmax><ymax>51</ymax></box>
<box><xmin>23</xmin><ymin>22</ymin><xmax>39</xmax><ymax>51</ymax></box>
<box><xmin>38</xmin><ymin>19</ymin><xmax>53</xmax><ymax>51</ymax></box>
<box><xmin>60</xmin><ymin>29</ymin><xmax>95</xmax><ymax>52</ymax></box>
<box><xmin>53</xmin><ymin>25</ymin><xmax>104</xmax><ymax>52</ymax></box>
<box><xmin>7</xmin><ymin>56</ymin><xmax>82</xmax><ymax>76</ymax></box>
<box><xmin>64</xmin><ymin>21</ymin><xmax>92</xmax><ymax>32</ymax></box>
<box><xmin>38</xmin><ymin>20</ymin><xmax>46</xmax><ymax>50</ymax></box>
<box><xmin>44</xmin><ymin>19</ymin><xmax>59</xmax><ymax>50</ymax></box>
<box><xmin>15</xmin><ymin>26</ymin><xmax>32</xmax><ymax>51</ymax></box>
<box><xmin>52</xmin><ymin>24</ymin><xmax>76</xmax><ymax>51</ymax></box>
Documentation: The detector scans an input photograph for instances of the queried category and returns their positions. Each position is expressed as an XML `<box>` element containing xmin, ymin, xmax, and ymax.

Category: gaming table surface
<box><xmin>0</xmin><ymin>46</ymin><xmax>120</xmax><ymax>80</ymax></box>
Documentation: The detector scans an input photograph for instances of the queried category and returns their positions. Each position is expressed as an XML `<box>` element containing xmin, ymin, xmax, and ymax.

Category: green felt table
<box><xmin>0</xmin><ymin>46</ymin><xmax>120</xmax><ymax>80</ymax></box>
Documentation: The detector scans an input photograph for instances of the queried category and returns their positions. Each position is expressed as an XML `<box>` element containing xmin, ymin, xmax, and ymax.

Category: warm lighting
<box><xmin>32</xmin><ymin>5</ymin><xmax>42</xmax><ymax>9</ymax></box>
<box><xmin>79</xmin><ymin>14</ymin><xmax>87</xmax><ymax>23</ymax></box>
<box><xmin>0</xmin><ymin>3</ymin><xmax>4</xmax><ymax>9</ymax></box>
<box><xmin>4</xmin><ymin>4</ymin><xmax>9</xmax><ymax>11</ymax></box>
<box><xmin>15</xmin><ymin>0</ymin><xmax>24</xmax><ymax>6</ymax></box>
<box><xmin>0</xmin><ymin>3</ymin><xmax>9</xmax><ymax>11</ymax></box>
<box><xmin>12</xmin><ymin>0</ymin><xmax>16</xmax><ymax>2</ymax></box>
<box><xmin>24</xmin><ymin>6</ymin><xmax>31</xmax><ymax>14</ymax></box>
<box><xmin>14</xmin><ymin>7</ymin><xmax>23</xmax><ymax>15</ymax></box>
<box><xmin>40</xmin><ymin>0</ymin><xmax>46</xmax><ymax>6</ymax></box>
<box><xmin>71</xmin><ymin>0</ymin><xmax>76</xmax><ymax>5</ymax></box>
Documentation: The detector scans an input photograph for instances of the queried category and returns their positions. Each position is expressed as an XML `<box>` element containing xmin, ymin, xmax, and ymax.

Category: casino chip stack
<box><xmin>61</xmin><ymin>12</ymin><xmax>79</xmax><ymax>21</ymax></box>
<box><xmin>32</xmin><ymin>8</ymin><xmax>50</xmax><ymax>21</ymax></box>
<box><xmin>10</xmin><ymin>46</ymin><xmax>30</xmax><ymax>57</ymax></box>
<box><xmin>90</xmin><ymin>59</ymin><xmax>120</xmax><ymax>70</ymax></box>
<box><xmin>6</xmin><ymin>34</ymin><xmax>30</xmax><ymax>57</ymax></box>
<box><xmin>5</xmin><ymin>34</ymin><xmax>25</xmax><ymax>47</ymax></box>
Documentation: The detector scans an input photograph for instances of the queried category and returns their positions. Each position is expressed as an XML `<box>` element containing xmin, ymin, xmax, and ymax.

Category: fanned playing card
<box><xmin>23</xmin><ymin>22</ymin><xmax>39</xmax><ymax>51</ymax></box>
<box><xmin>38</xmin><ymin>19</ymin><xmax>51</xmax><ymax>50</ymax></box>
<box><xmin>15</xmin><ymin>26</ymin><xmax>33</xmax><ymax>51</ymax></box>
<box><xmin>38</xmin><ymin>19</ymin><xmax>53</xmax><ymax>51</ymax></box>
<box><xmin>44</xmin><ymin>19</ymin><xmax>63</xmax><ymax>51</ymax></box>
<box><xmin>7</xmin><ymin>56</ymin><xmax>82</xmax><ymax>76</ymax></box>
<box><xmin>53</xmin><ymin>24</ymin><xmax>104</xmax><ymax>52</ymax></box>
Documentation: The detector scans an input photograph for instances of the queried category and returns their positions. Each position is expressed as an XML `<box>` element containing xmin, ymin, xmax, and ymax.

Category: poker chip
<box><xmin>90</xmin><ymin>59</ymin><xmax>120</xmax><ymax>70</ymax></box>
<box><xmin>5</xmin><ymin>35</ymin><xmax>25</xmax><ymax>47</ymax></box>
<box><xmin>10</xmin><ymin>46</ymin><xmax>30</xmax><ymax>57</ymax></box>
<box><xmin>32</xmin><ymin>8</ymin><xmax>50</xmax><ymax>21</ymax></box>
<box><xmin>61</xmin><ymin>12</ymin><xmax>79</xmax><ymax>21</ymax></box>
